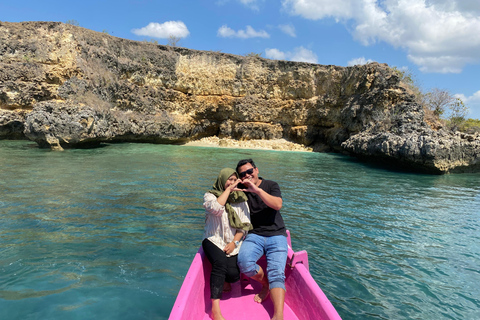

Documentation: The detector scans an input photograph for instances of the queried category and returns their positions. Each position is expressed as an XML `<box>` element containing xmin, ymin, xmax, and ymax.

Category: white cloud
<box><xmin>456</xmin><ymin>90</ymin><xmax>480</xmax><ymax>119</ymax></box>
<box><xmin>279</xmin><ymin>24</ymin><xmax>296</xmax><ymax>37</ymax></box>
<box><xmin>217</xmin><ymin>25</ymin><xmax>236</xmax><ymax>38</ymax></box>
<box><xmin>217</xmin><ymin>25</ymin><xmax>270</xmax><ymax>39</ymax></box>
<box><xmin>282</xmin><ymin>0</ymin><xmax>358</xmax><ymax>20</ymax></box>
<box><xmin>265</xmin><ymin>48</ymin><xmax>287</xmax><ymax>60</ymax></box>
<box><xmin>266</xmin><ymin>46</ymin><xmax>318</xmax><ymax>63</ymax></box>
<box><xmin>132</xmin><ymin>21</ymin><xmax>190</xmax><ymax>39</ymax></box>
<box><xmin>347</xmin><ymin>57</ymin><xmax>374</xmax><ymax>66</ymax></box>
<box><xmin>291</xmin><ymin>46</ymin><xmax>318</xmax><ymax>63</ymax></box>
<box><xmin>407</xmin><ymin>55</ymin><xmax>474</xmax><ymax>74</ymax></box>
<box><xmin>428</xmin><ymin>0</ymin><xmax>480</xmax><ymax>15</ymax></box>
<box><xmin>282</xmin><ymin>0</ymin><xmax>480</xmax><ymax>73</ymax></box>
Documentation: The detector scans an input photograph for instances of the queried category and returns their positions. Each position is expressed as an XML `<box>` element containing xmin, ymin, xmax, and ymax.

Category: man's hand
<box><xmin>237</xmin><ymin>178</ymin><xmax>282</xmax><ymax>210</ymax></box>
<box><xmin>235</xmin><ymin>177</ymin><xmax>259</xmax><ymax>193</ymax></box>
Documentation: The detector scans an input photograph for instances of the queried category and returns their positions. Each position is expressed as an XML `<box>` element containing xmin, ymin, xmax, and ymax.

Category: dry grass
<box><xmin>423</xmin><ymin>106</ymin><xmax>444</xmax><ymax>130</ymax></box>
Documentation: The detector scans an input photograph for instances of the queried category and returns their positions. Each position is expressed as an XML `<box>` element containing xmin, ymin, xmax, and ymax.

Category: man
<box><xmin>235</xmin><ymin>159</ymin><xmax>287</xmax><ymax>320</ymax></box>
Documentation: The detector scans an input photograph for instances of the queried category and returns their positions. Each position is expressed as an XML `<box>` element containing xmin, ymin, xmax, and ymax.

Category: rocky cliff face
<box><xmin>1</xmin><ymin>21</ymin><xmax>479</xmax><ymax>173</ymax></box>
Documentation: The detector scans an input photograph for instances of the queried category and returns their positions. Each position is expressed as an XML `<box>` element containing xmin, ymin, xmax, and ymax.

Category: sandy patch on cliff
<box><xmin>183</xmin><ymin>136</ymin><xmax>312</xmax><ymax>152</ymax></box>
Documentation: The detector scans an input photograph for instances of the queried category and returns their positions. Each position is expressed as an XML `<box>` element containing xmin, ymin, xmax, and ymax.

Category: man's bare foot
<box><xmin>223</xmin><ymin>282</ymin><xmax>232</xmax><ymax>292</ymax></box>
<box><xmin>254</xmin><ymin>284</ymin><xmax>270</xmax><ymax>303</ymax></box>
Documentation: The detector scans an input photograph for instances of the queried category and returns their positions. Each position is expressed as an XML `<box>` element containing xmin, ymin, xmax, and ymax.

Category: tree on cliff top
<box><xmin>391</xmin><ymin>67</ymin><xmax>475</xmax><ymax>132</ymax></box>
<box><xmin>167</xmin><ymin>35</ymin><xmax>181</xmax><ymax>47</ymax></box>
<box><xmin>424</xmin><ymin>88</ymin><xmax>455</xmax><ymax>117</ymax></box>
<box><xmin>65</xmin><ymin>19</ymin><xmax>80</xmax><ymax>26</ymax></box>
<box><xmin>445</xmin><ymin>98</ymin><xmax>469</xmax><ymax>131</ymax></box>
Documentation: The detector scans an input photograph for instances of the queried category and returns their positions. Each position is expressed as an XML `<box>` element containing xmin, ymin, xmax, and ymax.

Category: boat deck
<box><xmin>169</xmin><ymin>231</ymin><xmax>341</xmax><ymax>320</ymax></box>
<box><xmin>201</xmin><ymin>276</ymin><xmax>300</xmax><ymax>320</ymax></box>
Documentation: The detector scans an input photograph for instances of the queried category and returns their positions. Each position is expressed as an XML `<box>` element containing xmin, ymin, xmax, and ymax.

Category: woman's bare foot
<box><xmin>212</xmin><ymin>310</ymin><xmax>226</xmax><ymax>320</ymax></box>
<box><xmin>212</xmin><ymin>299</ymin><xmax>226</xmax><ymax>320</ymax></box>
<box><xmin>223</xmin><ymin>282</ymin><xmax>232</xmax><ymax>292</ymax></box>
<box><xmin>254</xmin><ymin>284</ymin><xmax>270</xmax><ymax>303</ymax></box>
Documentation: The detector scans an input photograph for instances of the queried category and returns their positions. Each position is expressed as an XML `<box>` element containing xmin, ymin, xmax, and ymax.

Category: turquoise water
<box><xmin>0</xmin><ymin>140</ymin><xmax>479</xmax><ymax>320</ymax></box>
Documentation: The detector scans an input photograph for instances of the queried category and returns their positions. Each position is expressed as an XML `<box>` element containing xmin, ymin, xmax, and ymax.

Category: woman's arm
<box><xmin>216</xmin><ymin>178</ymin><xmax>242</xmax><ymax>206</ymax></box>
<box><xmin>203</xmin><ymin>193</ymin><xmax>225</xmax><ymax>217</ymax></box>
<box><xmin>224</xmin><ymin>230</ymin><xmax>244</xmax><ymax>254</ymax></box>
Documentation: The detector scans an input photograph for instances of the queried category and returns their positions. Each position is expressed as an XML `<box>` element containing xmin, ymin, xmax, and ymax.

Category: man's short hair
<box><xmin>236</xmin><ymin>159</ymin><xmax>256</xmax><ymax>173</ymax></box>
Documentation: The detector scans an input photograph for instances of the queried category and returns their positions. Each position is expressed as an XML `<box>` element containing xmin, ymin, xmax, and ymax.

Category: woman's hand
<box><xmin>226</xmin><ymin>178</ymin><xmax>242</xmax><ymax>193</ymax></box>
<box><xmin>217</xmin><ymin>178</ymin><xmax>243</xmax><ymax>206</ymax></box>
<box><xmin>223</xmin><ymin>242</ymin><xmax>236</xmax><ymax>254</ymax></box>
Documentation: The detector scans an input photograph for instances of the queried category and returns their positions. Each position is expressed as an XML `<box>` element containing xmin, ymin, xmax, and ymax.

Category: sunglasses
<box><xmin>239</xmin><ymin>168</ymin><xmax>254</xmax><ymax>178</ymax></box>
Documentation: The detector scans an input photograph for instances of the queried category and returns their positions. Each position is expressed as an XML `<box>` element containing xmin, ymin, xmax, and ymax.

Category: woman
<box><xmin>203</xmin><ymin>168</ymin><xmax>252</xmax><ymax>320</ymax></box>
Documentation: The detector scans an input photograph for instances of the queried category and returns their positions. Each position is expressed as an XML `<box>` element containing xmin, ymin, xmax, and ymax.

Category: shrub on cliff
<box><xmin>391</xmin><ymin>66</ymin><xmax>476</xmax><ymax>132</ymax></box>
<box><xmin>65</xmin><ymin>19</ymin><xmax>80</xmax><ymax>26</ymax></box>
<box><xmin>244</xmin><ymin>52</ymin><xmax>263</xmax><ymax>57</ymax></box>
<box><xmin>443</xmin><ymin>98</ymin><xmax>469</xmax><ymax>131</ymax></box>
<box><xmin>391</xmin><ymin>67</ymin><xmax>425</xmax><ymax>104</ymax></box>
<box><xmin>457</xmin><ymin>118</ymin><xmax>480</xmax><ymax>133</ymax></box>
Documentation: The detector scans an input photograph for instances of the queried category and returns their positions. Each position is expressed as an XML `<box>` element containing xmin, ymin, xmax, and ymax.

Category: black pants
<box><xmin>202</xmin><ymin>239</ymin><xmax>240</xmax><ymax>299</ymax></box>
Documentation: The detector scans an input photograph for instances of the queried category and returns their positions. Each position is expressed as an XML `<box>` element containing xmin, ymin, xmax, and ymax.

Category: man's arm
<box><xmin>241</xmin><ymin>179</ymin><xmax>282</xmax><ymax>210</ymax></box>
<box><xmin>257</xmin><ymin>188</ymin><xmax>282</xmax><ymax>210</ymax></box>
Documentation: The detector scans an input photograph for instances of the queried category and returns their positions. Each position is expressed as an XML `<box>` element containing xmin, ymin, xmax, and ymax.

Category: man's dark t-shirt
<box><xmin>245</xmin><ymin>178</ymin><xmax>286</xmax><ymax>237</ymax></box>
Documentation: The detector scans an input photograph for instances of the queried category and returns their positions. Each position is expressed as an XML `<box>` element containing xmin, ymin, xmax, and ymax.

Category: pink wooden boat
<box><xmin>169</xmin><ymin>230</ymin><xmax>342</xmax><ymax>320</ymax></box>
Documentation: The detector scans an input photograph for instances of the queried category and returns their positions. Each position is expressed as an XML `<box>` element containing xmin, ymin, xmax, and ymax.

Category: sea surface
<box><xmin>0</xmin><ymin>140</ymin><xmax>479</xmax><ymax>320</ymax></box>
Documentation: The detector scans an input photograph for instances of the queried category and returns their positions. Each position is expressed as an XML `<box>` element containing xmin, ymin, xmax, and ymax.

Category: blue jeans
<box><xmin>237</xmin><ymin>233</ymin><xmax>288</xmax><ymax>291</ymax></box>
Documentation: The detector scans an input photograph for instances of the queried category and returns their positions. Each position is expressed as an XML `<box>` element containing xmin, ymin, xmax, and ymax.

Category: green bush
<box><xmin>460</xmin><ymin>119</ymin><xmax>480</xmax><ymax>133</ymax></box>
<box><xmin>389</xmin><ymin>66</ymin><xmax>479</xmax><ymax>132</ymax></box>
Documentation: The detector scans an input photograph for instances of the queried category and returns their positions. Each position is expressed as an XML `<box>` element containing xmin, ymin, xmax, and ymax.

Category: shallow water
<box><xmin>0</xmin><ymin>140</ymin><xmax>479</xmax><ymax>319</ymax></box>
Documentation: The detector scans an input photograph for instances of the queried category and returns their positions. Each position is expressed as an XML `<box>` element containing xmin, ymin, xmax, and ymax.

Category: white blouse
<box><xmin>203</xmin><ymin>192</ymin><xmax>251</xmax><ymax>257</ymax></box>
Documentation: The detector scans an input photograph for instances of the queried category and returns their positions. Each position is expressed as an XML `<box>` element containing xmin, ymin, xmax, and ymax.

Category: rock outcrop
<box><xmin>1</xmin><ymin>21</ymin><xmax>479</xmax><ymax>173</ymax></box>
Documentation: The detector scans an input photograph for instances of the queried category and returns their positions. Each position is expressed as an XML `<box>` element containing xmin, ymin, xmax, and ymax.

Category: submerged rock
<box><xmin>1</xmin><ymin>21</ymin><xmax>479</xmax><ymax>173</ymax></box>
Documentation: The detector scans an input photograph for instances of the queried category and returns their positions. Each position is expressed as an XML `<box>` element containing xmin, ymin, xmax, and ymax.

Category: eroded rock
<box><xmin>1</xmin><ymin>21</ymin><xmax>479</xmax><ymax>173</ymax></box>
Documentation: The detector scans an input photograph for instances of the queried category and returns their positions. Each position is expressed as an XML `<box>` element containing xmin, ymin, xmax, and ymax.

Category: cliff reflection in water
<box><xmin>0</xmin><ymin>140</ymin><xmax>479</xmax><ymax>320</ymax></box>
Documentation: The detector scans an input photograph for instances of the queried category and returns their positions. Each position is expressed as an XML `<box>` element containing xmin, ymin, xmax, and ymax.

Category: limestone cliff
<box><xmin>1</xmin><ymin>21</ymin><xmax>479</xmax><ymax>173</ymax></box>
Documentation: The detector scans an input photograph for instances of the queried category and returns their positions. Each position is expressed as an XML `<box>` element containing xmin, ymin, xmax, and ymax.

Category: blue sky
<box><xmin>2</xmin><ymin>0</ymin><xmax>480</xmax><ymax>119</ymax></box>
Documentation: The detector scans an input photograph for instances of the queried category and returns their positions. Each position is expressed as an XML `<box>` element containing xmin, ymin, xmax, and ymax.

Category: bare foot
<box><xmin>212</xmin><ymin>311</ymin><xmax>226</xmax><ymax>320</ymax></box>
<box><xmin>212</xmin><ymin>299</ymin><xmax>226</xmax><ymax>320</ymax></box>
<box><xmin>223</xmin><ymin>282</ymin><xmax>232</xmax><ymax>292</ymax></box>
<box><xmin>254</xmin><ymin>284</ymin><xmax>270</xmax><ymax>303</ymax></box>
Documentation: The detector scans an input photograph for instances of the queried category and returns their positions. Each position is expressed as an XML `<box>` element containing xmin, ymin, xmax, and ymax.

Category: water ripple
<box><xmin>1</xmin><ymin>141</ymin><xmax>479</xmax><ymax>319</ymax></box>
